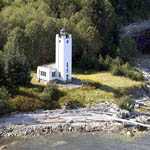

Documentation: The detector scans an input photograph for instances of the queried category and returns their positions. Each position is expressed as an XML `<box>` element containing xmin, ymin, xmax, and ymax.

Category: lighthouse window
<box><xmin>52</xmin><ymin>72</ymin><xmax>56</xmax><ymax>77</ymax></box>
<box><xmin>59</xmin><ymin>40</ymin><xmax>61</xmax><ymax>43</ymax></box>
<box><xmin>67</xmin><ymin>62</ymin><xmax>68</xmax><ymax>67</ymax></box>
<box><xmin>67</xmin><ymin>40</ymin><xmax>69</xmax><ymax>43</ymax></box>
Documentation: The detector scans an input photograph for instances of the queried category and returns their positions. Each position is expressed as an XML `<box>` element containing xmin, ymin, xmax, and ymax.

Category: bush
<box><xmin>104</xmin><ymin>55</ymin><xmax>113</xmax><ymax>69</ymax></box>
<box><xmin>98</xmin><ymin>54</ymin><xmax>106</xmax><ymax>70</ymax></box>
<box><xmin>59</xmin><ymin>96</ymin><xmax>84</xmax><ymax>109</ymax></box>
<box><xmin>111</xmin><ymin>65</ymin><xmax>123</xmax><ymax>76</ymax></box>
<box><xmin>111</xmin><ymin>57</ymin><xmax>123</xmax><ymax>68</ymax></box>
<box><xmin>18</xmin><ymin>87</ymin><xmax>40</xmax><ymax>99</ymax></box>
<box><xmin>40</xmin><ymin>83</ymin><xmax>63</xmax><ymax>109</ymax></box>
<box><xmin>111</xmin><ymin>62</ymin><xmax>143</xmax><ymax>81</ymax></box>
<box><xmin>0</xmin><ymin>87</ymin><xmax>13</xmax><ymax>116</ymax></box>
<box><xmin>11</xmin><ymin>96</ymin><xmax>43</xmax><ymax>112</ymax></box>
<box><xmin>116</xmin><ymin>96</ymin><xmax>134</xmax><ymax>111</ymax></box>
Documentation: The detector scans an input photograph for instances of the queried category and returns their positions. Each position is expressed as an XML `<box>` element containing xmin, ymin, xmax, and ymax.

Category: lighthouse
<box><xmin>56</xmin><ymin>28</ymin><xmax>72</xmax><ymax>81</ymax></box>
<box><xmin>37</xmin><ymin>28</ymin><xmax>72</xmax><ymax>82</ymax></box>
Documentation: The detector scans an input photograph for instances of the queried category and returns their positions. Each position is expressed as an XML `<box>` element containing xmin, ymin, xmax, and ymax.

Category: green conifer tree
<box><xmin>4</xmin><ymin>28</ymin><xmax>31</xmax><ymax>90</ymax></box>
<box><xmin>0</xmin><ymin>51</ymin><xmax>5</xmax><ymax>87</ymax></box>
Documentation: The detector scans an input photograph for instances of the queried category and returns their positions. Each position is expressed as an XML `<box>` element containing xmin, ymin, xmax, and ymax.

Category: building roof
<box><xmin>38</xmin><ymin>63</ymin><xmax>56</xmax><ymax>69</ymax></box>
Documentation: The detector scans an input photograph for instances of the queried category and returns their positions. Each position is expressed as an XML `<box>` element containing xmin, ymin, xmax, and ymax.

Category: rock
<box><xmin>127</xmin><ymin>130</ymin><xmax>134</xmax><ymax>137</ymax></box>
<box><xmin>0</xmin><ymin>145</ymin><xmax>7</xmax><ymax>150</ymax></box>
<box><xmin>134</xmin><ymin>103</ymin><xmax>140</xmax><ymax>109</ymax></box>
<box><xmin>117</xmin><ymin>110</ymin><xmax>130</xmax><ymax>119</ymax></box>
<box><xmin>147</xmin><ymin>118</ymin><xmax>150</xmax><ymax>122</ymax></box>
<box><xmin>67</xmin><ymin>119</ymin><xmax>74</xmax><ymax>123</ymax></box>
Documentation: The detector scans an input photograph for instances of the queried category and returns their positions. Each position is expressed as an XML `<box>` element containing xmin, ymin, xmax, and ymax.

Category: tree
<box><xmin>79</xmin><ymin>51</ymin><xmax>99</xmax><ymax>70</ymax></box>
<box><xmin>110</xmin><ymin>0</ymin><xmax>150</xmax><ymax>24</ymax></box>
<box><xmin>0</xmin><ymin>87</ymin><xmax>12</xmax><ymax>116</ymax></box>
<box><xmin>85</xmin><ymin>0</ymin><xmax>117</xmax><ymax>54</ymax></box>
<box><xmin>0</xmin><ymin>51</ymin><xmax>6</xmax><ymax>87</ymax></box>
<box><xmin>118</xmin><ymin>35</ymin><xmax>137</xmax><ymax>61</ymax></box>
<box><xmin>25</xmin><ymin>21</ymin><xmax>42</xmax><ymax>68</ymax></box>
<box><xmin>0</xmin><ymin>0</ymin><xmax>4</xmax><ymax>11</ymax></box>
<box><xmin>4</xmin><ymin>27</ymin><xmax>31</xmax><ymax>90</ymax></box>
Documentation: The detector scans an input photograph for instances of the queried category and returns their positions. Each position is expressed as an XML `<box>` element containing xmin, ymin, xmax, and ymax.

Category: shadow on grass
<box><xmin>72</xmin><ymin>68</ymin><xmax>101</xmax><ymax>75</ymax></box>
<box><xmin>79</xmin><ymin>79</ymin><xmax>121</xmax><ymax>95</ymax></box>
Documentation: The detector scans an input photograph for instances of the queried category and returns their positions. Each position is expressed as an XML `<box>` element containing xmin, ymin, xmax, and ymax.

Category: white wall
<box><xmin>56</xmin><ymin>34</ymin><xmax>72</xmax><ymax>81</ymax></box>
<box><xmin>37</xmin><ymin>67</ymin><xmax>57</xmax><ymax>81</ymax></box>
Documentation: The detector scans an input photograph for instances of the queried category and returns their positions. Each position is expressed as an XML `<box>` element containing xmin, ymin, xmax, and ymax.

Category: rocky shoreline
<box><xmin>0</xmin><ymin>101</ymin><xmax>150</xmax><ymax>137</ymax></box>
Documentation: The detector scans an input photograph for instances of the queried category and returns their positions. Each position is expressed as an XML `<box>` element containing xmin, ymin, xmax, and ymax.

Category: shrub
<box><xmin>11</xmin><ymin>96</ymin><xmax>43</xmax><ymax>112</ymax></box>
<box><xmin>116</xmin><ymin>96</ymin><xmax>134</xmax><ymax>111</ymax></box>
<box><xmin>111</xmin><ymin>65</ymin><xmax>123</xmax><ymax>76</ymax></box>
<box><xmin>104</xmin><ymin>55</ymin><xmax>113</xmax><ymax>69</ymax></box>
<box><xmin>98</xmin><ymin>54</ymin><xmax>106</xmax><ymax>70</ymax></box>
<box><xmin>111</xmin><ymin>57</ymin><xmax>123</xmax><ymax>68</ymax></box>
<box><xmin>18</xmin><ymin>87</ymin><xmax>40</xmax><ymax>99</ymax></box>
<box><xmin>40</xmin><ymin>83</ymin><xmax>63</xmax><ymax>109</ymax></box>
<box><xmin>111</xmin><ymin>61</ymin><xmax>143</xmax><ymax>81</ymax></box>
<box><xmin>59</xmin><ymin>96</ymin><xmax>84</xmax><ymax>109</ymax></box>
<box><xmin>0</xmin><ymin>87</ymin><xmax>13</xmax><ymax>116</ymax></box>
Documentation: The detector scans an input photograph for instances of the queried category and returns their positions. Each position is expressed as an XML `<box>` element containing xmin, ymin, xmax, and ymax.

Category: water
<box><xmin>1</xmin><ymin>132</ymin><xmax>150</xmax><ymax>150</ymax></box>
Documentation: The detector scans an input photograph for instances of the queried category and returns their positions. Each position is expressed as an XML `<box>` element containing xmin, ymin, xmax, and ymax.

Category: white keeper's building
<box><xmin>37</xmin><ymin>28</ymin><xmax>72</xmax><ymax>82</ymax></box>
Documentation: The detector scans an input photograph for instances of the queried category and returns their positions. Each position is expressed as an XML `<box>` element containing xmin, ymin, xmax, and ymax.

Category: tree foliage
<box><xmin>118</xmin><ymin>35</ymin><xmax>137</xmax><ymax>61</ymax></box>
<box><xmin>0</xmin><ymin>51</ymin><xmax>6</xmax><ymax>87</ymax></box>
<box><xmin>0</xmin><ymin>87</ymin><xmax>12</xmax><ymax>116</ymax></box>
<box><xmin>0</xmin><ymin>0</ymin><xmax>149</xmax><ymax>68</ymax></box>
<box><xmin>4</xmin><ymin>27</ymin><xmax>31</xmax><ymax>90</ymax></box>
<box><xmin>40</xmin><ymin>83</ymin><xmax>62</xmax><ymax>109</ymax></box>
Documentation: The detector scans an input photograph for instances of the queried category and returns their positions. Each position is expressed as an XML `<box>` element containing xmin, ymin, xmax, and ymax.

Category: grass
<box><xmin>12</xmin><ymin>70</ymin><xmax>145</xmax><ymax>111</ymax></box>
<box><xmin>65</xmin><ymin>72</ymin><xmax>145</xmax><ymax>107</ymax></box>
<box><xmin>72</xmin><ymin>72</ymin><xmax>144</xmax><ymax>90</ymax></box>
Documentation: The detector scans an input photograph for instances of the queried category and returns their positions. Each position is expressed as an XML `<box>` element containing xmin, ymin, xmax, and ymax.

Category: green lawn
<box><xmin>64</xmin><ymin>72</ymin><xmax>145</xmax><ymax>107</ymax></box>
<box><xmin>26</xmin><ymin>71</ymin><xmax>145</xmax><ymax>108</ymax></box>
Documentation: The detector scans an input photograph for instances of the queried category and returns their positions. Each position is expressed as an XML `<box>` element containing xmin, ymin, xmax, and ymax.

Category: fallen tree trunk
<box><xmin>110</xmin><ymin>117</ymin><xmax>150</xmax><ymax>128</ymax></box>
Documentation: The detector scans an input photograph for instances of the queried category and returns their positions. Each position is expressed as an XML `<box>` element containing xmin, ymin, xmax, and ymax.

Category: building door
<box><xmin>66</xmin><ymin>75</ymin><xmax>69</xmax><ymax>81</ymax></box>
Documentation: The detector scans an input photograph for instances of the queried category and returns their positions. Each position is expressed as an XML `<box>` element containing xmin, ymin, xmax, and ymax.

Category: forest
<box><xmin>0</xmin><ymin>0</ymin><xmax>150</xmax><ymax>67</ymax></box>
<box><xmin>0</xmin><ymin>0</ymin><xmax>150</xmax><ymax>115</ymax></box>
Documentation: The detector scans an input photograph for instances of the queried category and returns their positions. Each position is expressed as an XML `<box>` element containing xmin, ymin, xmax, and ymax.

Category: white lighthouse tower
<box><xmin>56</xmin><ymin>28</ymin><xmax>72</xmax><ymax>81</ymax></box>
<box><xmin>37</xmin><ymin>28</ymin><xmax>72</xmax><ymax>82</ymax></box>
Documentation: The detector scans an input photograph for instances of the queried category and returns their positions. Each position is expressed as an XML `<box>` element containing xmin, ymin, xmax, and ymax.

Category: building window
<box><xmin>52</xmin><ymin>72</ymin><xmax>56</xmax><ymax>77</ymax></box>
<box><xmin>59</xmin><ymin>72</ymin><xmax>61</xmax><ymax>77</ymax></box>
<box><xmin>67</xmin><ymin>40</ymin><xmax>69</xmax><ymax>43</ymax></box>
<box><xmin>67</xmin><ymin>69</ymin><xmax>68</xmax><ymax>73</ymax></box>
<box><xmin>41</xmin><ymin>71</ymin><xmax>46</xmax><ymax>77</ymax></box>
<box><xmin>67</xmin><ymin>62</ymin><xmax>68</xmax><ymax>68</ymax></box>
